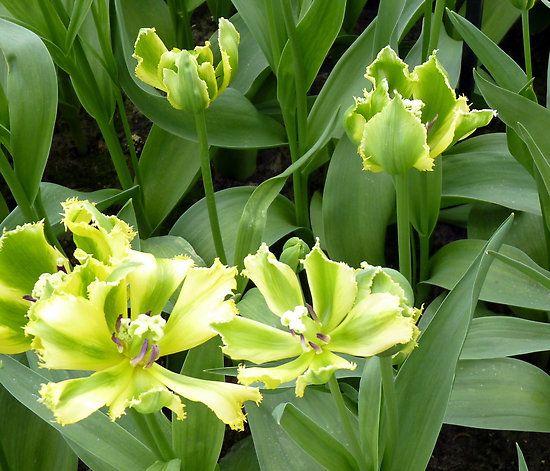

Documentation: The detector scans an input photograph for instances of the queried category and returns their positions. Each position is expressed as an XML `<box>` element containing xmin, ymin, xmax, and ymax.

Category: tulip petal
<box><xmin>62</xmin><ymin>199</ymin><xmax>136</xmax><ymax>265</ymax></box>
<box><xmin>124</xmin><ymin>251</ymin><xmax>193</xmax><ymax>318</ymax></box>
<box><xmin>217</xmin><ymin>18</ymin><xmax>240</xmax><ymax>94</ymax></box>
<box><xmin>365</xmin><ymin>46</ymin><xmax>413</xmax><ymax>96</ymax></box>
<box><xmin>0</xmin><ymin>223</ymin><xmax>63</xmax><ymax>353</ymax></box>
<box><xmin>452</xmin><ymin>105</ymin><xmax>495</xmax><ymax>144</ymax></box>
<box><xmin>133</xmin><ymin>28</ymin><xmax>169</xmax><ymax>91</ymax></box>
<box><xmin>295</xmin><ymin>351</ymin><xmax>356</xmax><ymax>397</ymax></box>
<box><xmin>40</xmin><ymin>361</ymin><xmax>134</xmax><ymax>425</ymax></box>
<box><xmin>26</xmin><ymin>294</ymin><xmax>121</xmax><ymax>370</ymax></box>
<box><xmin>328</xmin><ymin>293</ymin><xmax>414</xmax><ymax>357</ymax></box>
<box><xmin>213</xmin><ymin>316</ymin><xmax>302</xmax><ymax>364</ymax></box>
<box><xmin>243</xmin><ymin>244</ymin><xmax>304</xmax><ymax>317</ymax></box>
<box><xmin>360</xmin><ymin>94</ymin><xmax>432</xmax><ymax>174</ymax></box>
<box><xmin>302</xmin><ymin>243</ymin><xmax>357</xmax><ymax>332</ymax></box>
<box><xmin>159</xmin><ymin>260</ymin><xmax>237</xmax><ymax>355</ymax></box>
<box><xmin>237</xmin><ymin>352</ymin><xmax>315</xmax><ymax>391</ymax></box>
<box><xmin>150</xmin><ymin>364</ymin><xmax>261</xmax><ymax>431</ymax></box>
<box><xmin>163</xmin><ymin>50</ymin><xmax>210</xmax><ymax>112</ymax></box>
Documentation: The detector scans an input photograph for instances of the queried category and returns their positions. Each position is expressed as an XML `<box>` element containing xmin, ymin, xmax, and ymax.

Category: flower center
<box><xmin>280</xmin><ymin>304</ymin><xmax>331</xmax><ymax>354</ymax></box>
<box><xmin>112</xmin><ymin>312</ymin><xmax>165</xmax><ymax>368</ymax></box>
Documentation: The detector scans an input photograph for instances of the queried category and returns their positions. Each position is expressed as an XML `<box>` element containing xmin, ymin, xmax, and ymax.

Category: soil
<box><xmin>4</xmin><ymin>2</ymin><xmax>550</xmax><ymax>470</ymax></box>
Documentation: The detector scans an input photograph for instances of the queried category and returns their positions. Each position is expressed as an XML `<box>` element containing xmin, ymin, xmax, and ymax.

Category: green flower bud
<box><xmin>279</xmin><ymin>237</ymin><xmax>310</xmax><ymax>272</ymax></box>
<box><xmin>507</xmin><ymin>0</ymin><xmax>536</xmax><ymax>10</ymax></box>
<box><xmin>133</xmin><ymin>18</ymin><xmax>240</xmax><ymax>113</ymax></box>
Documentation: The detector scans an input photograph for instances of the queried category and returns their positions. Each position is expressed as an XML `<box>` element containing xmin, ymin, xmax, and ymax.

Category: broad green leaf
<box><xmin>0</xmin><ymin>18</ymin><xmax>57</xmax><ymax>204</ymax></box>
<box><xmin>390</xmin><ymin>216</ymin><xmax>513</xmax><ymax>471</ymax></box>
<box><xmin>516</xmin><ymin>443</ymin><xmax>529</xmax><ymax>471</ymax></box>
<box><xmin>0</xmin><ymin>355</ymin><xmax>157</xmax><ymax>470</ymax></box>
<box><xmin>114</xmin><ymin>0</ymin><xmax>286</xmax><ymax>148</ymax></box>
<box><xmin>218</xmin><ymin>436</ymin><xmax>260</xmax><ymax>471</ymax></box>
<box><xmin>139</xmin><ymin>125</ymin><xmax>200</xmax><ymax>233</ymax></box>
<box><xmin>427</xmin><ymin>240</ymin><xmax>550</xmax><ymax>311</ymax></box>
<box><xmin>461</xmin><ymin>316</ymin><xmax>550</xmax><ymax>360</ymax></box>
<box><xmin>147</xmin><ymin>459</ymin><xmax>182</xmax><ymax>471</ymax></box>
<box><xmin>117</xmin><ymin>199</ymin><xmax>140</xmax><ymax>249</ymax></box>
<box><xmin>0</xmin><ymin>384</ymin><xmax>77</xmax><ymax>471</ymax></box>
<box><xmin>173</xmin><ymin>339</ymin><xmax>224</xmax><ymax>471</ymax></box>
<box><xmin>246</xmin><ymin>388</ymin><xmax>350</xmax><ymax>471</ymax></box>
<box><xmin>170</xmin><ymin>187</ymin><xmax>297</xmax><ymax>265</ymax></box>
<box><xmin>237</xmin><ymin>287</ymin><xmax>281</xmax><ymax>329</ymax></box>
<box><xmin>481</xmin><ymin>0</ymin><xmax>520</xmax><ymax>44</ymax></box>
<box><xmin>140</xmin><ymin>236</ymin><xmax>204</xmax><ymax>266</ymax></box>
<box><xmin>0</xmin><ymin>182</ymin><xmax>122</xmax><ymax>233</ymax></box>
<box><xmin>373</xmin><ymin>0</ymin><xmax>406</xmax><ymax>54</ymax></box>
<box><xmin>323</xmin><ymin>137</ymin><xmax>394</xmax><ymax>266</ymax></box>
<box><xmin>442</xmin><ymin>144</ymin><xmax>540</xmax><ymax>215</ymax></box>
<box><xmin>273</xmin><ymin>403</ymin><xmax>358</xmax><ymax>471</ymax></box>
<box><xmin>445</xmin><ymin>358</ymin><xmax>550</xmax><ymax>432</ymax></box>
<box><xmin>447</xmin><ymin>10</ymin><xmax>527</xmax><ymax>92</ymax></box>
<box><xmin>309</xmin><ymin>191</ymin><xmax>325</xmax><ymax>246</ymax></box>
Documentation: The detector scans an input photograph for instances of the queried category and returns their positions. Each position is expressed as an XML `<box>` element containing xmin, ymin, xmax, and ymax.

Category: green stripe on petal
<box><xmin>243</xmin><ymin>244</ymin><xmax>304</xmax><ymax>318</ymax></box>
<box><xmin>26</xmin><ymin>295</ymin><xmax>121</xmax><ymax>370</ymax></box>
<box><xmin>133</xmin><ymin>28</ymin><xmax>169</xmax><ymax>91</ymax></box>
<box><xmin>216</xmin><ymin>18</ymin><xmax>239</xmax><ymax>95</ymax></box>
<box><xmin>295</xmin><ymin>351</ymin><xmax>356</xmax><ymax>397</ymax></box>
<box><xmin>163</xmin><ymin>51</ymin><xmax>210</xmax><ymax>112</ymax></box>
<box><xmin>39</xmin><ymin>361</ymin><xmax>133</xmax><ymax>425</ymax></box>
<box><xmin>237</xmin><ymin>352</ymin><xmax>315</xmax><ymax>391</ymax></box>
<box><xmin>302</xmin><ymin>243</ymin><xmax>357</xmax><ymax>332</ymax></box>
<box><xmin>213</xmin><ymin>316</ymin><xmax>302</xmax><ymax>364</ymax></box>
<box><xmin>359</xmin><ymin>94</ymin><xmax>432</xmax><ymax>174</ymax></box>
<box><xmin>0</xmin><ymin>322</ymin><xmax>30</xmax><ymax>354</ymax></box>
<box><xmin>125</xmin><ymin>251</ymin><xmax>193</xmax><ymax>318</ymax></box>
<box><xmin>328</xmin><ymin>293</ymin><xmax>414</xmax><ymax>357</ymax></box>
<box><xmin>150</xmin><ymin>364</ymin><xmax>261</xmax><ymax>431</ymax></box>
<box><xmin>160</xmin><ymin>260</ymin><xmax>237</xmax><ymax>355</ymax></box>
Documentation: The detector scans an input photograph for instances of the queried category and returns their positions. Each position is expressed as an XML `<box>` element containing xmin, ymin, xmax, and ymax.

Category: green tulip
<box><xmin>133</xmin><ymin>18</ymin><xmax>240</xmax><ymax>112</ymax></box>
<box><xmin>344</xmin><ymin>47</ymin><xmax>495</xmax><ymax>175</ymax></box>
<box><xmin>212</xmin><ymin>242</ymin><xmax>420</xmax><ymax>397</ymax></box>
<box><xmin>507</xmin><ymin>0</ymin><xmax>536</xmax><ymax>10</ymax></box>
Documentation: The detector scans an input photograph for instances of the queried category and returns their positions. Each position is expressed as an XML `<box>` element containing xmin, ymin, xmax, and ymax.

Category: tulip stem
<box><xmin>394</xmin><ymin>173</ymin><xmax>412</xmax><ymax>284</ymax></box>
<box><xmin>521</xmin><ymin>10</ymin><xmax>532</xmax><ymax>82</ymax></box>
<box><xmin>428</xmin><ymin>0</ymin><xmax>445</xmax><ymax>55</ymax></box>
<box><xmin>422</xmin><ymin>0</ymin><xmax>433</xmax><ymax>61</ymax></box>
<box><xmin>328</xmin><ymin>375</ymin><xmax>367</xmax><ymax>471</ymax></box>
<box><xmin>380</xmin><ymin>355</ymin><xmax>398</xmax><ymax>466</ymax></box>
<box><xmin>194</xmin><ymin>110</ymin><xmax>227</xmax><ymax>264</ymax></box>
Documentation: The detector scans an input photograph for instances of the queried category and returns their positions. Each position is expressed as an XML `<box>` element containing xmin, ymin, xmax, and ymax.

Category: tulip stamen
<box><xmin>130</xmin><ymin>339</ymin><xmax>149</xmax><ymax>366</ymax></box>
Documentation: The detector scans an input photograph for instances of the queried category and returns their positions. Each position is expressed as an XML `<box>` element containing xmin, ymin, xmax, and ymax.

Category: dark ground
<box><xmin>3</xmin><ymin>2</ymin><xmax>550</xmax><ymax>470</ymax></box>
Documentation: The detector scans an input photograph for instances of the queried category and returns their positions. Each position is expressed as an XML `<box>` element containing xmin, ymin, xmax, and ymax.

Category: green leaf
<box><xmin>442</xmin><ymin>134</ymin><xmax>540</xmax><ymax>215</ymax></box>
<box><xmin>139</xmin><ymin>125</ymin><xmax>200</xmax><ymax>233</ymax></box>
<box><xmin>117</xmin><ymin>199</ymin><xmax>140</xmax><ymax>249</ymax></box>
<box><xmin>0</xmin><ymin>18</ymin><xmax>57</xmax><ymax>204</ymax></box>
<box><xmin>427</xmin><ymin>240</ymin><xmax>550</xmax><ymax>311</ymax></box>
<box><xmin>445</xmin><ymin>358</ymin><xmax>550</xmax><ymax>432</ymax></box>
<box><xmin>237</xmin><ymin>287</ymin><xmax>281</xmax><ymax>329</ymax></box>
<box><xmin>373</xmin><ymin>0</ymin><xmax>406</xmax><ymax>54</ymax></box>
<box><xmin>0</xmin><ymin>355</ymin><xmax>157</xmax><ymax>470</ymax></box>
<box><xmin>147</xmin><ymin>459</ymin><xmax>182</xmax><ymax>471</ymax></box>
<box><xmin>461</xmin><ymin>316</ymin><xmax>550</xmax><ymax>360</ymax></box>
<box><xmin>273</xmin><ymin>402</ymin><xmax>358</xmax><ymax>471</ymax></box>
<box><xmin>390</xmin><ymin>215</ymin><xmax>513</xmax><ymax>471</ymax></box>
<box><xmin>170</xmin><ymin>187</ymin><xmax>298</xmax><ymax>266</ymax></box>
<box><xmin>114</xmin><ymin>0</ymin><xmax>286</xmax><ymax>148</ymax></box>
<box><xmin>173</xmin><ymin>338</ymin><xmax>225</xmax><ymax>471</ymax></box>
<box><xmin>516</xmin><ymin>443</ymin><xmax>529</xmax><ymax>471</ymax></box>
<box><xmin>323</xmin><ymin>137</ymin><xmax>394</xmax><ymax>266</ymax></box>
<box><xmin>358</xmin><ymin>357</ymin><xmax>382</xmax><ymax>471</ymax></box>
<box><xmin>218</xmin><ymin>436</ymin><xmax>260</xmax><ymax>471</ymax></box>
<box><xmin>140</xmin><ymin>236</ymin><xmax>204</xmax><ymax>266</ymax></box>
<box><xmin>447</xmin><ymin>10</ymin><xmax>527</xmax><ymax>92</ymax></box>
<box><xmin>481</xmin><ymin>0</ymin><xmax>520</xmax><ymax>44</ymax></box>
<box><xmin>66</xmin><ymin>0</ymin><xmax>94</xmax><ymax>51</ymax></box>
<box><xmin>246</xmin><ymin>388</ymin><xmax>351</xmax><ymax>471</ymax></box>
<box><xmin>0</xmin><ymin>384</ymin><xmax>77</xmax><ymax>470</ymax></box>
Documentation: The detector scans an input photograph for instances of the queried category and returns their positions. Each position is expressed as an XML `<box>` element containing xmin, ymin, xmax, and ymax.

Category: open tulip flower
<box><xmin>25</xmin><ymin>248</ymin><xmax>261</xmax><ymax>429</ymax></box>
<box><xmin>133</xmin><ymin>18</ymin><xmax>240</xmax><ymax>113</ymax></box>
<box><xmin>212</xmin><ymin>243</ymin><xmax>420</xmax><ymax>397</ymax></box>
<box><xmin>344</xmin><ymin>46</ymin><xmax>495</xmax><ymax>175</ymax></box>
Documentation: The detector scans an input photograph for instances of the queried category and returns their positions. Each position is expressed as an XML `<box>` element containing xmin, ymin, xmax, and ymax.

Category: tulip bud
<box><xmin>280</xmin><ymin>237</ymin><xmax>310</xmax><ymax>272</ymax></box>
<box><xmin>507</xmin><ymin>0</ymin><xmax>536</xmax><ymax>10</ymax></box>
